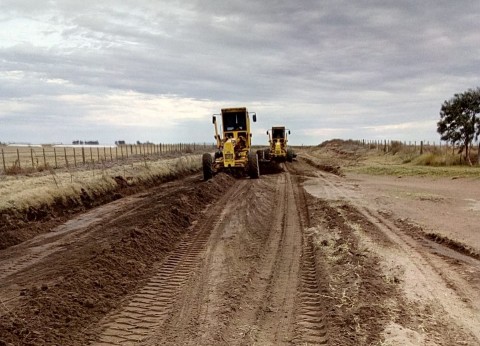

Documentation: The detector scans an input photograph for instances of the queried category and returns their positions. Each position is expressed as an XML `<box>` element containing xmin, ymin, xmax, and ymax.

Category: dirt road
<box><xmin>1</xmin><ymin>157</ymin><xmax>479</xmax><ymax>345</ymax></box>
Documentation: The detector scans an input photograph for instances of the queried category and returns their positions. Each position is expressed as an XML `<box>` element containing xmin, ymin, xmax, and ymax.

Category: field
<box><xmin>0</xmin><ymin>141</ymin><xmax>479</xmax><ymax>345</ymax></box>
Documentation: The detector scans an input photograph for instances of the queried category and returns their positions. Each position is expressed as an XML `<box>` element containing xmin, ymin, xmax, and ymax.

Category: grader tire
<box><xmin>287</xmin><ymin>148</ymin><xmax>294</xmax><ymax>162</ymax></box>
<box><xmin>248</xmin><ymin>152</ymin><xmax>260</xmax><ymax>179</ymax></box>
<box><xmin>202</xmin><ymin>153</ymin><xmax>213</xmax><ymax>181</ymax></box>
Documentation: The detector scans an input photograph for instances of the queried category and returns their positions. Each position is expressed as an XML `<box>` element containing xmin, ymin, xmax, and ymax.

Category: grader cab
<box><xmin>266</xmin><ymin>126</ymin><xmax>294</xmax><ymax>162</ymax></box>
<box><xmin>202</xmin><ymin>107</ymin><xmax>260</xmax><ymax>180</ymax></box>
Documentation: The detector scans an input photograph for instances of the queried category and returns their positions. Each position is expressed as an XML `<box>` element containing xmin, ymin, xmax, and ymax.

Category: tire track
<box><xmin>293</xmin><ymin>241</ymin><xmax>328</xmax><ymax>345</ymax></box>
<box><xmin>288</xmin><ymin>165</ymin><xmax>329</xmax><ymax>345</ymax></box>
<box><xmin>251</xmin><ymin>171</ymin><xmax>302</xmax><ymax>344</ymax></box>
<box><xmin>305</xmin><ymin>167</ymin><xmax>480</xmax><ymax>343</ymax></box>
<box><xmin>91</xmin><ymin>180</ymin><xmax>249</xmax><ymax>346</ymax></box>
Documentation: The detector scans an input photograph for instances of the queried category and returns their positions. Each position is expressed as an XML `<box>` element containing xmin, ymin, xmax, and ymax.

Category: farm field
<box><xmin>0</xmin><ymin>142</ymin><xmax>479</xmax><ymax>345</ymax></box>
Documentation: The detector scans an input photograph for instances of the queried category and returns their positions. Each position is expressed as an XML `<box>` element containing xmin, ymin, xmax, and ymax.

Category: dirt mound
<box><xmin>301</xmin><ymin>156</ymin><xmax>343</xmax><ymax>176</ymax></box>
<box><xmin>0</xmin><ymin>173</ymin><xmax>236</xmax><ymax>346</ymax></box>
<box><xmin>0</xmin><ymin>169</ymin><xmax>198</xmax><ymax>251</ymax></box>
<box><xmin>392</xmin><ymin>217</ymin><xmax>480</xmax><ymax>260</ymax></box>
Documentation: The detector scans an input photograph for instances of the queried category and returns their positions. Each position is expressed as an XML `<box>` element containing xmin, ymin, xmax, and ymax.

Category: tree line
<box><xmin>437</xmin><ymin>87</ymin><xmax>480</xmax><ymax>165</ymax></box>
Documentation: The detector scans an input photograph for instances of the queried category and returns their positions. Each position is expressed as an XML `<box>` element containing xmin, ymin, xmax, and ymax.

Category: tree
<box><xmin>437</xmin><ymin>88</ymin><xmax>480</xmax><ymax>165</ymax></box>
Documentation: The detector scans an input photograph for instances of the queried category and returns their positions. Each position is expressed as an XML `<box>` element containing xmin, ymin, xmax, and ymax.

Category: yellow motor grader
<box><xmin>264</xmin><ymin>126</ymin><xmax>294</xmax><ymax>162</ymax></box>
<box><xmin>202</xmin><ymin>107</ymin><xmax>260</xmax><ymax>180</ymax></box>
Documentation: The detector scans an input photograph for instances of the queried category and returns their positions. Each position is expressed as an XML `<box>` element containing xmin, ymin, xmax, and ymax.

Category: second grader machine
<box><xmin>202</xmin><ymin>107</ymin><xmax>260</xmax><ymax>180</ymax></box>
<box><xmin>263</xmin><ymin>126</ymin><xmax>294</xmax><ymax>163</ymax></box>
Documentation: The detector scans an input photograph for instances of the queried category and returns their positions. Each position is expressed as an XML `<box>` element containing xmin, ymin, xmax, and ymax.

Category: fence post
<box><xmin>110</xmin><ymin>147</ymin><xmax>113</xmax><ymax>161</ymax></box>
<box><xmin>31</xmin><ymin>148</ymin><xmax>35</xmax><ymax>169</ymax></box>
<box><xmin>54</xmin><ymin>147</ymin><xmax>58</xmax><ymax>168</ymax></box>
<box><xmin>97</xmin><ymin>147</ymin><xmax>100</xmax><ymax>162</ymax></box>
<box><xmin>2</xmin><ymin>148</ymin><xmax>6</xmax><ymax>172</ymax></box>
<box><xmin>74</xmin><ymin>148</ymin><xmax>77</xmax><ymax>167</ymax></box>
<box><xmin>90</xmin><ymin>147</ymin><xmax>93</xmax><ymax>164</ymax></box>
<box><xmin>64</xmin><ymin>147</ymin><xmax>69</xmax><ymax>168</ymax></box>
<box><xmin>115</xmin><ymin>147</ymin><xmax>118</xmax><ymax>160</ymax></box>
<box><xmin>17</xmin><ymin>149</ymin><xmax>21</xmax><ymax>168</ymax></box>
<box><xmin>121</xmin><ymin>145</ymin><xmax>124</xmax><ymax>159</ymax></box>
<box><xmin>420</xmin><ymin>141</ymin><xmax>424</xmax><ymax>155</ymax></box>
<box><xmin>82</xmin><ymin>147</ymin><xmax>86</xmax><ymax>165</ymax></box>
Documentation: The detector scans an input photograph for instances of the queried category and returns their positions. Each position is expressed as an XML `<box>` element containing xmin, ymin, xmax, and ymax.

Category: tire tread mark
<box><xmin>286</xmin><ymin>163</ymin><xmax>329</xmax><ymax>345</ymax></box>
<box><xmin>91</xmin><ymin>181</ymin><xmax>248</xmax><ymax>346</ymax></box>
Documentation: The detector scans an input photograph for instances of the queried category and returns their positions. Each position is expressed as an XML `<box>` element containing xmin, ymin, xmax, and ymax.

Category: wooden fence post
<box><xmin>90</xmin><ymin>147</ymin><xmax>93</xmax><ymax>164</ymax></box>
<box><xmin>74</xmin><ymin>148</ymin><xmax>77</xmax><ymax>167</ymax></box>
<box><xmin>2</xmin><ymin>148</ymin><xmax>6</xmax><ymax>172</ymax></box>
<box><xmin>54</xmin><ymin>147</ymin><xmax>58</xmax><ymax>168</ymax></box>
<box><xmin>43</xmin><ymin>148</ymin><xmax>47</xmax><ymax>168</ymax></box>
<box><xmin>17</xmin><ymin>149</ymin><xmax>21</xmax><ymax>168</ymax></box>
<box><xmin>31</xmin><ymin>148</ymin><xmax>35</xmax><ymax>169</ymax></box>
<box><xmin>420</xmin><ymin>141</ymin><xmax>424</xmax><ymax>155</ymax></box>
<box><xmin>64</xmin><ymin>147</ymin><xmax>69</xmax><ymax>168</ymax></box>
<box><xmin>82</xmin><ymin>147</ymin><xmax>86</xmax><ymax>165</ymax></box>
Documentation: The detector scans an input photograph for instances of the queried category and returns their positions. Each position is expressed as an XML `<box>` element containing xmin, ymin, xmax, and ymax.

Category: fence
<box><xmin>356</xmin><ymin>139</ymin><xmax>471</xmax><ymax>154</ymax></box>
<box><xmin>0</xmin><ymin>143</ymin><xmax>216</xmax><ymax>174</ymax></box>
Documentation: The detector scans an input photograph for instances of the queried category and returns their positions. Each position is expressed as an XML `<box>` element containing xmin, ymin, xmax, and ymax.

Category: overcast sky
<box><xmin>1</xmin><ymin>0</ymin><xmax>479</xmax><ymax>145</ymax></box>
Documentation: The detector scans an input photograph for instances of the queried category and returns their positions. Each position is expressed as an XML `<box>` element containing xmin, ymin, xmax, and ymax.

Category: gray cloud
<box><xmin>1</xmin><ymin>0</ymin><xmax>479</xmax><ymax>144</ymax></box>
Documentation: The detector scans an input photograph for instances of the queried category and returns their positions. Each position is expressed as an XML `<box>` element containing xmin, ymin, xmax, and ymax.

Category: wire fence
<box><xmin>357</xmin><ymin>139</ymin><xmax>480</xmax><ymax>155</ymax></box>
<box><xmin>360</xmin><ymin>139</ymin><xmax>443</xmax><ymax>153</ymax></box>
<box><xmin>0</xmin><ymin>143</ymin><xmax>216</xmax><ymax>175</ymax></box>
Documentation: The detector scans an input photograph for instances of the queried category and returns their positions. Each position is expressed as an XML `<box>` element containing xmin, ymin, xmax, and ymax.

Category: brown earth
<box><xmin>0</xmin><ymin>150</ymin><xmax>479</xmax><ymax>345</ymax></box>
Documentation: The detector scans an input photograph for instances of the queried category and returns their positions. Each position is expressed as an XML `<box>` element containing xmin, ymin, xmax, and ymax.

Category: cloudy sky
<box><xmin>1</xmin><ymin>0</ymin><xmax>479</xmax><ymax>145</ymax></box>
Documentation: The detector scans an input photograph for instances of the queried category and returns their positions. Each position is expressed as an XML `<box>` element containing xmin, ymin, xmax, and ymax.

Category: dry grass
<box><xmin>305</xmin><ymin>140</ymin><xmax>480</xmax><ymax>178</ymax></box>
<box><xmin>0</xmin><ymin>155</ymin><xmax>201</xmax><ymax>215</ymax></box>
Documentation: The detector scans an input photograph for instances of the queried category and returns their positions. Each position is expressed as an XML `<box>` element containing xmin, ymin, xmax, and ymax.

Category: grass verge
<box><xmin>0</xmin><ymin>155</ymin><xmax>202</xmax><ymax>249</ymax></box>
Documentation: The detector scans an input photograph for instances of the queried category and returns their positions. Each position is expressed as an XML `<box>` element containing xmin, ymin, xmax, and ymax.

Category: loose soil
<box><xmin>0</xmin><ymin>148</ymin><xmax>479</xmax><ymax>345</ymax></box>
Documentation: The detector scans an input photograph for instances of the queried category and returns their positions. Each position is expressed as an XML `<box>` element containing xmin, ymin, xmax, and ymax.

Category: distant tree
<box><xmin>437</xmin><ymin>88</ymin><xmax>480</xmax><ymax>165</ymax></box>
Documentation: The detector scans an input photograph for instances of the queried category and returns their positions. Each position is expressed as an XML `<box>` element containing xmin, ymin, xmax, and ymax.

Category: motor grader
<box><xmin>264</xmin><ymin>126</ymin><xmax>294</xmax><ymax>162</ymax></box>
<box><xmin>202</xmin><ymin>107</ymin><xmax>260</xmax><ymax>180</ymax></box>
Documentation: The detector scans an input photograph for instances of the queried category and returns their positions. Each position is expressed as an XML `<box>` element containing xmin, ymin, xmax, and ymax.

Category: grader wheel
<box><xmin>287</xmin><ymin>148</ymin><xmax>294</xmax><ymax>162</ymax></box>
<box><xmin>248</xmin><ymin>152</ymin><xmax>260</xmax><ymax>179</ymax></box>
<box><xmin>202</xmin><ymin>153</ymin><xmax>213</xmax><ymax>181</ymax></box>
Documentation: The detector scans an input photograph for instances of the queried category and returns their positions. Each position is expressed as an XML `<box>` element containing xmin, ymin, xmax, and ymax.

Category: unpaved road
<box><xmin>0</xmin><ymin>157</ymin><xmax>479</xmax><ymax>345</ymax></box>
